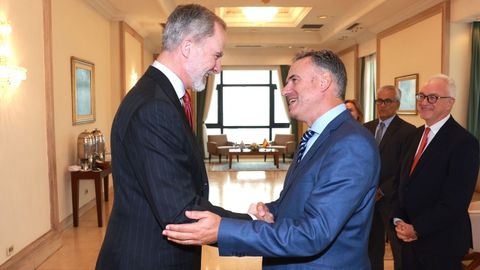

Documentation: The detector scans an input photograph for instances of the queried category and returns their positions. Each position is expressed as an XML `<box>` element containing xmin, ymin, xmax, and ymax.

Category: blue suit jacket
<box><xmin>218</xmin><ymin>110</ymin><xmax>380</xmax><ymax>269</ymax></box>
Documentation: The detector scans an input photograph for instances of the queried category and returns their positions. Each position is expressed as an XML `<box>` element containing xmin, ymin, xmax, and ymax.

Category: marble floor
<box><xmin>38</xmin><ymin>161</ymin><xmax>406</xmax><ymax>270</ymax></box>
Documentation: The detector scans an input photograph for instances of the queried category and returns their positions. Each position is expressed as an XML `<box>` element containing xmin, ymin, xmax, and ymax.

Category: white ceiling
<box><xmin>85</xmin><ymin>0</ymin><xmax>445</xmax><ymax>52</ymax></box>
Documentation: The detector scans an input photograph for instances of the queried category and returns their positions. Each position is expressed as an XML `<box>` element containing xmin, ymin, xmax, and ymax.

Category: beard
<box><xmin>188</xmin><ymin>65</ymin><xmax>214</xmax><ymax>92</ymax></box>
<box><xmin>191</xmin><ymin>74</ymin><xmax>207</xmax><ymax>92</ymax></box>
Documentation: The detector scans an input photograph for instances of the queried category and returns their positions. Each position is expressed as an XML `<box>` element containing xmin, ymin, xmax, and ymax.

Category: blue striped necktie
<box><xmin>297</xmin><ymin>130</ymin><xmax>316</xmax><ymax>163</ymax></box>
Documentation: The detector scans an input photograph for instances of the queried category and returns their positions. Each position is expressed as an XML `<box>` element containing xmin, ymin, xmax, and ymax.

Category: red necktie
<box><xmin>409</xmin><ymin>127</ymin><xmax>431</xmax><ymax>175</ymax></box>
<box><xmin>182</xmin><ymin>91</ymin><xmax>194</xmax><ymax>131</ymax></box>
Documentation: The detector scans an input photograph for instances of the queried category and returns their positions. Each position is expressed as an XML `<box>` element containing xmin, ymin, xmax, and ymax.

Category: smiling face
<box><xmin>417</xmin><ymin>78</ymin><xmax>455</xmax><ymax>126</ymax></box>
<box><xmin>281</xmin><ymin>57</ymin><xmax>324</xmax><ymax>125</ymax></box>
<box><xmin>185</xmin><ymin>22</ymin><xmax>225</xmax><ymax>91</ymax></box>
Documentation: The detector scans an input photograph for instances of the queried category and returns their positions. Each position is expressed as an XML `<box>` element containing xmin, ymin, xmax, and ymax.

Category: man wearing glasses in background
<box><xmin>364</xmin><ymin>85</ymin><xmax>416</xmax><ymax>270</ymax></box>
<box><xmin>393</xmin><ymin>74</ymin><xmax>479</xmax><ymax>270</ymax></box>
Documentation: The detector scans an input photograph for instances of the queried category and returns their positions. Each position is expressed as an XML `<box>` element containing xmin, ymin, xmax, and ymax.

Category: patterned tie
<box><xmin>297</xmin><ymin>130</ymin><xmax>316</xmax><ymax>163</ymax></box>
<box><xmin>409</xmin><ymin>127</ymin><xmax>431</xmax><ymax>175</ymax></box>
<box><xmin>182</xmin><ymin>91</ymin><xmax>194</xmax><ymax>131</ymax></box>
<box><xmin>375</xmin><ymin>121</ymin><xmax>385</xmax><ymax>145</ymax></box>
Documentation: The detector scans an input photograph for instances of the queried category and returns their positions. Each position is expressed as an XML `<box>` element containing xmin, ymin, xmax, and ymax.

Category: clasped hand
<box><xmin>162</xmin><ymin>202</ymin><xmax>274</xmax><ymax>246</ymax></box>
<box><xmin>395</xmin><ymin>220</ymin><xmax>418</xmax><ymax>242</ymax></box>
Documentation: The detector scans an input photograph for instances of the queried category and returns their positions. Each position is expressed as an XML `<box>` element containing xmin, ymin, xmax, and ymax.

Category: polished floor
<box><xmin>38</xmin><ymin>160</ymin><xmax>408</xmax><ymax>270</ymax></box>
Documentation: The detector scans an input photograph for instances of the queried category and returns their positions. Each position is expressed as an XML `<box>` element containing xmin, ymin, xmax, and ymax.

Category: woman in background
<box><xmin>344</xmin><ymin>99</ymin><xmax>364</xmax><ymax>123</ymax></box>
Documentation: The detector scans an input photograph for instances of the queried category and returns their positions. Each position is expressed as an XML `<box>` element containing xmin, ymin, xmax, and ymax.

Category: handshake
<box><xmin>162</xmin><ymin>202</ymin><xmax>274</xmax><ymax>246</ymax></box>
<box><xmin>248</xmin><ymin>202</ymin><xmax>275</xmax><ymax>223</ymax></box>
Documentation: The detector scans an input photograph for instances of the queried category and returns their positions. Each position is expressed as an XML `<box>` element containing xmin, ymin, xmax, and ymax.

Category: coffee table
<box><xmin>228</xmin><ymin>148</ymin><xmax>279</xmax><ymax>169</ymax></box>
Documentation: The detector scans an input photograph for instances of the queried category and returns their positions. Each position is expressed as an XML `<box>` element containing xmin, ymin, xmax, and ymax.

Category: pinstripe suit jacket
<box><xmin>96</xmin><ymin>66</ymin><xmax>250</xmax><ymax>270</ymax></box>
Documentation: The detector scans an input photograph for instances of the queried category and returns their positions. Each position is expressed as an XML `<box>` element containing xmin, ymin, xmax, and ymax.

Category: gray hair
<box><xmin>378</xmin><ymin>85</ymin><xmax>401</xmax><ymax>100</ymax></box>
<box><xmin>427</xmin><ymin>74</ymin><xmax>456</xmax><ymax>98</ymax></box>
<box><xmin>293</xmin><ymin>50</ymin><xmax>347</xmax><ymax>99</ymax></box>
<box><xmin>162</xmin><ymin>4</ymin><xmax>226</xmax><ymax>51</ymax></box>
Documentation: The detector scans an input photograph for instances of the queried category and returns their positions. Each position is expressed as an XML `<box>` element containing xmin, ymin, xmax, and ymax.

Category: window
<box><xmin>205</xmin><ymin>69</ymin><xmax>290</xmax><ymax>143</ymax></box>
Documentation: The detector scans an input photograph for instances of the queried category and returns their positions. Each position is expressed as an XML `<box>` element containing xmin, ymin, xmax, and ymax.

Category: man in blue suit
<box><xmin>163</xmin><ymin>50</ymin><xmax>381</xmax><ymax>269</ymax></box>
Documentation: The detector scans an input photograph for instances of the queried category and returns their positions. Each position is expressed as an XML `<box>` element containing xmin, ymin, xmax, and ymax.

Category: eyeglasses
<box><xmin>415</xmin><ymin>93</ymin><xmax>452</xmax><ymax>104</ymax></box>
<box><xmin>375</xmin><ymin>98</ymin><xmax>396</xmax><ymax>105</ymax></box>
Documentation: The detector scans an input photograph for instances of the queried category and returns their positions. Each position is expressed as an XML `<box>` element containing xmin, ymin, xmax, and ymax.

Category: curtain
<box><xmin>359</xmin><ymin>57</ymin><xmax>366</xmax><ymax>116</ymax></box>
<box><xmin>280</xmin><ymin>65</ymin><xmax>298</xmax><ymax>142</ymax></box>
<box><xmin>362</xmin><ymin>53</ymin><xmax>376</xmax><ymax>122</ymax></box>
<box><xmin>468</xmin><ymin>22</ymin><xmax>480</xmax><ymax>141</ymax></box>
<box><xmin>196</xmin><ymin>76</ymin><xmax>215</xmax><ymax>158</ymax></box>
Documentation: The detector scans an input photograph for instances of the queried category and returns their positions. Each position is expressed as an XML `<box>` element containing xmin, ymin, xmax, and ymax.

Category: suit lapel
<box><xmin>145</xmin><ymin>66</ymin><xmax>208</xmax><ymax>196</ymax></box>
<box><xmin>409</xmin><ymin>118</ymin><xmax>455</xmax><ymax>178</ymax></box>
<box><xmin>282</xmin><ymin>110</ymin><xmax>351</xmax><ymax>194</ymax></box>
<box><xmin>378</xmin><ymin>115</ymin><xmax>401</xmax><ymax>151</ymax></box>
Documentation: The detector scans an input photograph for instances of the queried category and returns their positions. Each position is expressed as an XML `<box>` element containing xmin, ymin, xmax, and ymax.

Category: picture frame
<box><xmin>394</xmin><ymin>73</ymin><xmax>418</xmax><ymax>115</ymax></box>
<box><xmin>71</xmin><ymin>57</ymin><xmax>95</xmax><ymax>125</ymax></box>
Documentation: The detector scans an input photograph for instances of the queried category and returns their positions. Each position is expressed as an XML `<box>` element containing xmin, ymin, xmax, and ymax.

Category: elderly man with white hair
<box><xmin>393</xmin><ymin>74</ymin><xmax>480</xmax><ymax>270</ymax></box>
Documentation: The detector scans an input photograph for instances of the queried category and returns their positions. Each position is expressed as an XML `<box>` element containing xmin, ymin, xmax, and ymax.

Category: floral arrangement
<box><xmin>249</xmin><ymin>143</ymin><xmax>260</xmax><ymax>151</ymax></box>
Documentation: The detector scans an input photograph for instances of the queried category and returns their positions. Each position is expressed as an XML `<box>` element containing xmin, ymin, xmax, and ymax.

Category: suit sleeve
<box><xmin>412</xmin><ymin>134</ymin><xmax>479</xmax><ymax>238</ymax></box>
<box><xmin>218</xmin><ymin>133</ymin><xmax>379</xmax><ymax>257</ymax></box>
<box><xmin>125</xmin><ymin>100</ymin><xmax>248</xmax><ymax>228</ymax></box>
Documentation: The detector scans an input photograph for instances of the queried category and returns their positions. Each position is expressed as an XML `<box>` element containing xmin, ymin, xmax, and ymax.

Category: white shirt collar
<box><xmin>426</xmin><ymin>114</ymin><xmax>451</xmax><ymax>138</ymax></box>
<box><xmin>380</xmin><ymin>114</ymin><xmax>395</xmax><ymax>128</ymax></box>
<box><xmin>310</xmin><ymin>104</ymin><xmax>347</xmax><ymax>135</ymax></box>
<box><xmin>151</xmin><ymin>60</ymin><xmax>186</xmax><ymax>99</ymax></box>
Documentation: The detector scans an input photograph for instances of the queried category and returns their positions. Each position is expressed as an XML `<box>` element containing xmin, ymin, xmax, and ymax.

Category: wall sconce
<box><xmin>0</xmin><ymin>21</ymin><xmax>27</xmax><ymax>90</ymax></box>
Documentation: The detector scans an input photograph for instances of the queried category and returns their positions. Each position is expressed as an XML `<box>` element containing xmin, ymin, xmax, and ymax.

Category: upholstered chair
<box><xmin>207</xmin><ymin>134</ymin><xmax>234</xmax><ymax>163</ymax></box>
<box><xmin>269</xmin><ymin>134</ymin><xmax>296</xmax><ymax>163</ymax></box>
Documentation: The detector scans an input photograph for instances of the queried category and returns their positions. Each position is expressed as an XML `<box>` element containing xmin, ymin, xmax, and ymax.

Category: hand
<box><xmin>162</xmin><ymin>211</ymin><xmax>220</xmax><ymax>245</ymax></box>
<box><xmin>395</xmin><ymin>220</ymin><xmax>418</xmax><ymax>242</ymax></box>
<box><xmin>248</xmin><ymin>202</ymin><xmax>274</xmax><ymax>223</ymax></box>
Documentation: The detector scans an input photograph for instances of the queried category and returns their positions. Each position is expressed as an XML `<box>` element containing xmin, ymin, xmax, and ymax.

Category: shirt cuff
<box><xmin>393</xmin><ymin>218</ymin><xmax>403</xmax><ymax>226</ymax></box>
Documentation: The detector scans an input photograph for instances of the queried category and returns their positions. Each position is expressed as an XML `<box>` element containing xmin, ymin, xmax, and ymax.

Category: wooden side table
<box><xmin>70</xmin><ymin>164</ymin><xmax>112</xmax><ymax>227</ymax></box>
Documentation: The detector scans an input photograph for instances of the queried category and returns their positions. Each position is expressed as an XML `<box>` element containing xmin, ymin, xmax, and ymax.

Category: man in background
<box><xmin>364</xmin><ymin>85</ymin><xmax>416</xmax><ymax>270</ymax></box>
<box><xmin>163</xmin><ymin>50</ymin><xmax>380</xmax><ymax>269</ymax></box>
<box><xmin>393</xmin><ymin>74</ymin><xmax>479</xmax><ymax>270</ymax></box>
<box><xmin>96</xmin><ymin>4</ymin><xmax>251</xmax><ymax>270</ymax></box>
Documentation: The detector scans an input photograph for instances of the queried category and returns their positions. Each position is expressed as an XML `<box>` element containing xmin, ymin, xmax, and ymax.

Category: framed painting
<box><xmin>71</xmin><ymin>57</ymin><xmax>95</xmax><ymax>125</ymax></box>
<box><xmin>394</xmin><ymin>73</ymin><xmax>418</xmax><ymax>115</ymax></box>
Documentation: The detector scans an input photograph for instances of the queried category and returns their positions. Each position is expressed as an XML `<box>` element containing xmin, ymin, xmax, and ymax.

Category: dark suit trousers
<box><xmin>368</xmin><ymin>204</ymin><xmax>402</xmax><ymax>270</ymax></box>
<box><xmin>402</xmin><ymin>243</ymin><xmax>463</xmax><ymax>270</ymax></box>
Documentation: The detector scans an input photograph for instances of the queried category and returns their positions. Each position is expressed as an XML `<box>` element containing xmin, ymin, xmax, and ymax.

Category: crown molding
<box><xmin>84</xmin><ymin>0</ymin><xmax>124</xmax><ymax>21</ymax></box>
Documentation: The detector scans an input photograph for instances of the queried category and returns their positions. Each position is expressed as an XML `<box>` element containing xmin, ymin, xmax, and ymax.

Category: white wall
<box><xmin>52</xmin><ymin>0</ymin><xmax>113</xmax><ymax>222</ymax></box>
<box><xmin>0</xmin><ymin>0</ymin><xmax>50</xmax><ymax>264</ymax></box>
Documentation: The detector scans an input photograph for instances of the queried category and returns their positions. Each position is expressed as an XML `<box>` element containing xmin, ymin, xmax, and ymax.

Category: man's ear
<box><xmin>319</xmin><ymin>73</ymin><xmax>332</xmax><ymax>91</ymax></box>
<box><xmin>180</xmin><ymin>39</ymin><xmax>192</xmax><ymax>58</ymax></box>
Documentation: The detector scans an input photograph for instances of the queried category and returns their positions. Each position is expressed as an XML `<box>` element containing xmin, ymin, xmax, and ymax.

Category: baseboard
<box><xmin>59</xmin><ymin>196</ymin><xmax>98</xmax><ymax>229</ymax></box>
<box><xmin>0</xmin><ymin>230</ymin><xmax>61</xmax><ymax>270</ymax></box>
<box><xmin>0</xmin><ymin>188</ymin><xmax>112</xmax><ymax>270</ymax></box>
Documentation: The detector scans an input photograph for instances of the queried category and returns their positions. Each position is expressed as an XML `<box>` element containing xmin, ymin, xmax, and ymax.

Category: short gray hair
<box><xmin>293</xmin><ymin>50</ymin><xmax>347</xmax><ymax>99</ymax></box>
<box><xmin>378</xmin><ymin>85</ymin><xmax>401</xmax><ymax>100</ymax></box>
<box><xmin>162</xmin><ymin>4</ymin><xmax>226</xmax><ymax>51</ymax></box>
<box><xmin>427</xmin><ymin>74</ymin><xmax>456</xmax><ymax>98</ymax></box>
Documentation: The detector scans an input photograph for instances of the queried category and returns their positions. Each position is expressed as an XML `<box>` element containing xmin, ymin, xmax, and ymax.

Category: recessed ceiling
<box><xmin>85</xmin><ymin>0</ymin><xmax>447</xmax><ymax>52</ymax></box>
<box><xmin>215</xmin><ymin>7</ymin><xmax>312</xmax><ymax>27</ymax></box>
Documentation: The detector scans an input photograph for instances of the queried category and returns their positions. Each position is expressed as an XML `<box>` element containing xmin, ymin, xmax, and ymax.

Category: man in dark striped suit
<box><xmin>96</xmin><ymin>4</ymin><xmax>250</xmax><ymax>270</ymax></box>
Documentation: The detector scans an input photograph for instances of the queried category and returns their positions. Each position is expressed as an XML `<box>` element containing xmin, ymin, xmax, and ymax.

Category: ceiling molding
<box><xmin>84</xmin><ymin>0</ymin><xmax>123</xmax><ymax>20</ymax></box>
<box><xmin>319</xmin><ymin>0</ymin><xmax>386</xmax><ymax>43</ymax></box>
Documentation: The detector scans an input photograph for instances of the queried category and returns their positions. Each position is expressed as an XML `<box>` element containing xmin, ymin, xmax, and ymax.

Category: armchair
<box><xmin>269</xmin><ymin>134</ymin><xmax>296</xmax><ymax>163</ymax></box>
<box><xmin>207</xmin><ymin>134</ymin><xmax>234</xmax><ymax>163</ymax></box>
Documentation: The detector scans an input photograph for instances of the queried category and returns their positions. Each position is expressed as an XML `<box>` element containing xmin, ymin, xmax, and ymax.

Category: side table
<box><xmin>70</xmin><ymin>164</ymin><xmax>112</xmax><ymax>227</ymax></box>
